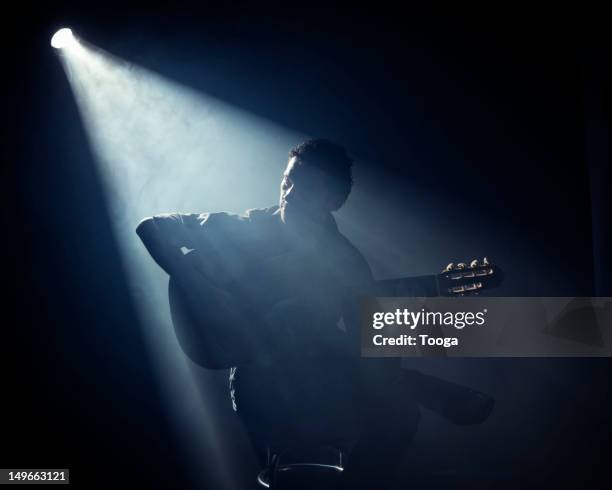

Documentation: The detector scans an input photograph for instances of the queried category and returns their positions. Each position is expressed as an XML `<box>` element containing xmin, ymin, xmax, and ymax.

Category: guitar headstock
<box><xmin>438</xmin><ymin>258</ymin><xmax>504</xmax><ymax>296</ymax></box>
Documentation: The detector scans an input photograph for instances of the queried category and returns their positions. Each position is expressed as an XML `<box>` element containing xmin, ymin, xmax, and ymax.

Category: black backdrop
<box><xmin>4</xmin><ymin>4</ymin><xmax>612</xmax><ymax>489</ymax></box>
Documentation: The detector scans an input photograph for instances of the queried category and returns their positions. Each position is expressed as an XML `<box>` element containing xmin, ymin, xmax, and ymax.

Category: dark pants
<box><xmin>235</xmin><ymin>358</ymin><xmax>421</xmax><ymax>490</ymax></box>
<box><xmin>337</xmin><ymin>360</ymin><xmax>421</xmax><ymax>490</ymax></box>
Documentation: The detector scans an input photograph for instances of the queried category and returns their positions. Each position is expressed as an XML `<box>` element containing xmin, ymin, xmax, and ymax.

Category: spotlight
<box><xmin>51</xmin><ymin>28</ymin><xmax>76</xmax><ymax>49</ymax></box>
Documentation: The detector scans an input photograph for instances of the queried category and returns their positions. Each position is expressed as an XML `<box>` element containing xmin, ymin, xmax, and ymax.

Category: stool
<box><xmin>257</xmin><ymin>445</ymin><xmax>345</xmax><ymax>490</ymax></box>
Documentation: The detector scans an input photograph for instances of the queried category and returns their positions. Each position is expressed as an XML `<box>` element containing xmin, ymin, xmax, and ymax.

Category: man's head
<box><xmin>279</xmin><ymin>139</ymin><xmax>353</xmax><ymax>225</ymax></box>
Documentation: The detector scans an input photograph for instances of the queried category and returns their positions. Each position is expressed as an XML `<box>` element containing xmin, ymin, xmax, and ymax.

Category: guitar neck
<box><xmin>375</xmin><ymin>274</ymin><xmax>440</xmax><ymax>297</ymax></box>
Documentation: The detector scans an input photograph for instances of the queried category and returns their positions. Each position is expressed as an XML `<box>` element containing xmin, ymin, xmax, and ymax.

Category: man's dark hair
<box><xmin>288</xmin><ymin>138</ymin><xmax>354</xmax><ymax>211</ymax></box>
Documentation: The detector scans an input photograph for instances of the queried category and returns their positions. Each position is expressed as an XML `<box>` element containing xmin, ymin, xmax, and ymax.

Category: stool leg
<box><xmin>268</xmin><ymin>453</ymin><xmax>280</xmax><ymax>490</ymax></box>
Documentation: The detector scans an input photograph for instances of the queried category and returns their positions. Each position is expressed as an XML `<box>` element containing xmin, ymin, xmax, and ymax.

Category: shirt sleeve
<box><xmin>148</xmin><ymin>210</ymin><xmax>257</xmax><ymax>289</ymax></box>
<box><xmin>149</xmin><ymin>212</ymin><xmax>208</xmax><ymax>250</ymax></box>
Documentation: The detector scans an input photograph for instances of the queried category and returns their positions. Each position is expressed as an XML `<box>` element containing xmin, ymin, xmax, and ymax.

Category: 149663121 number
<box><xmin>9</xmin><ymin>471</ymin><xmax>66</xmax><ymax>481</ymax></box>
<box><xmin>0</xmin><ymin>469</ymin><xmax>70</xmax><ymax>484</ymax></box>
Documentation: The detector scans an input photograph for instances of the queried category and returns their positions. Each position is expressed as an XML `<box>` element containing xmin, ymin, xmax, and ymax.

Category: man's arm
<box><xmin>136</xmin><ymin>212</ymin><xmax>257</xmax><ymax>365</ymax></box>
<box><xmin>136</xmin><ymin>214</ymin><xmax>202</xmax><ymax>276</ymax></box>
<box><xmin>136</xmin><ymin>213</ymin><xmax>255</xmax><ymax>368</ymax></box>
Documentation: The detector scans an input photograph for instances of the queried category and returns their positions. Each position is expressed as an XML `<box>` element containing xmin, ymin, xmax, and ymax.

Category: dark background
<box><xmin>4</xmin><ymin>3</ymin><xmax>611</xmax><ymax>489</ymax></box>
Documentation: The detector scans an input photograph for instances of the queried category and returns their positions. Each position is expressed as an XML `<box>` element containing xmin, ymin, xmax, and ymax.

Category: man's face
<box><xmin>279</xmin><ymin>156</ymin><xmax>331</xmax><ymax>225</ymax></box>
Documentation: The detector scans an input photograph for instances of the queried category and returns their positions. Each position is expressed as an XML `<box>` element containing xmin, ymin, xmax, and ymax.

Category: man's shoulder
<box><xmin>243</xmin><ymin>205</ymin><xmax>281</xmax><ymax>223</ymax></box>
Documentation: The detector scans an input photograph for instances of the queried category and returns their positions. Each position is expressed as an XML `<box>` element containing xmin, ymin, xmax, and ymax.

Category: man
<box><xmin>136</xmin><ymin>139</ymin><xmax>492</xmax><ymax>489</ymax></box>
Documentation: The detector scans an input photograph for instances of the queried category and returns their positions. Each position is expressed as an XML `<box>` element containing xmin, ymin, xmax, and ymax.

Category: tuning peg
<box><xmin>482</xmin><ymin>257</ymin><xmax>489</xmax><ymax>266</ymax></box>
<box><xmin>444</xmin><ymin>262</ymin><xmax>454</xmax><ymax>272</ymax></box>
<box><xmin>470</xmin><ymin>259</ymin><xmax>479</xmax><ymax>268</ymax></box>
<box><xmin>456</xmin><ymin>262</ymin><xmax>467</xmax><ymax>270</ymax></box>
